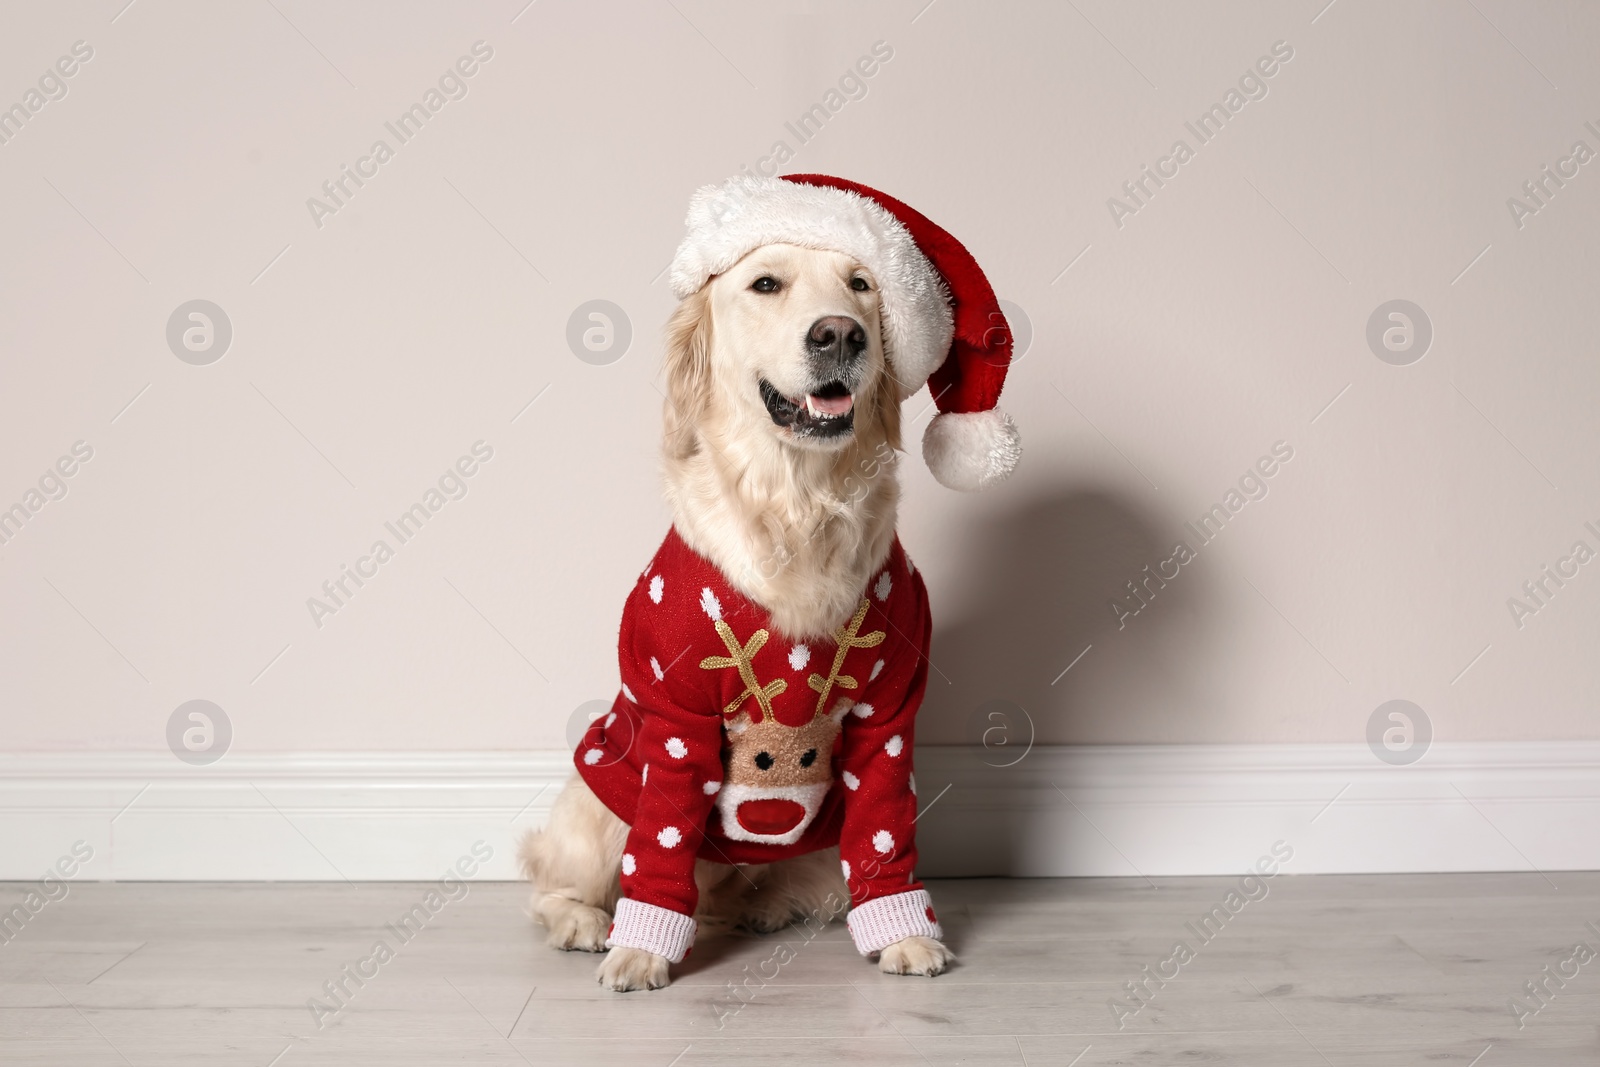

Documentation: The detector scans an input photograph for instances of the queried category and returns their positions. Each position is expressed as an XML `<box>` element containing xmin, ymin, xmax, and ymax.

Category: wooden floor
<box><xmin>0</xmin><ymin>874</ymin><xmax>1595</xmax><ymax>1065</ymax></box>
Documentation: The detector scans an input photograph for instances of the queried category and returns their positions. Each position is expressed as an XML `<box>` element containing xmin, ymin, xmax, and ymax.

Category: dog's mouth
<box><xmin>758</xmin><ymin>378</ymin><xmax>855</xmax><ymax>439</ymax></box>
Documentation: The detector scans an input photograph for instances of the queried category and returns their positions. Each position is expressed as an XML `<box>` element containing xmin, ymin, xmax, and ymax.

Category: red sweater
<box><xmin>576</xmin><ymin>527</ymin><xmax>943</xmax><ymax>961</ymax></box>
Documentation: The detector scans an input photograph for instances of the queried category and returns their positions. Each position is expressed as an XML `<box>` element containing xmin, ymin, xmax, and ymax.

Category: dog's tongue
<box><xmin>805</xmin><ymin>393</ymin><xmax>854</xmax><ymax>417</ymax></box>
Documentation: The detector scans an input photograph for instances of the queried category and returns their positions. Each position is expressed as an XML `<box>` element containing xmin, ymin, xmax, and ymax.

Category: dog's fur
<box><xmin>520</xmin><ymin>243</ymin><xmax>954</xmax><ymax>990</ymax></box>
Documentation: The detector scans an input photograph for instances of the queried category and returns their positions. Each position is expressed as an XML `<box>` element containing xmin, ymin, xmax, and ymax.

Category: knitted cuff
<box><xmin>606</xmin><ymin>897</ymin><xmax>697</xmax><ymax>963</ymax></box>
<box><xmin>846</xmin><ymin>888</ymin><xmax>943</xmax><ymax>955</ymax></box>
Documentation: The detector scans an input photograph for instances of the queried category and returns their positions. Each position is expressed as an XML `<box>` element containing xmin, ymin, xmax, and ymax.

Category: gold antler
<box><xmin>700</xmin><ymin>621</ymin><xmax>787</xmax><ymax>722</ymax></box>
<box><xmin>807</xmin><ymin>598</ymin><xmax>886</xmax><ymax>716</ymax></box>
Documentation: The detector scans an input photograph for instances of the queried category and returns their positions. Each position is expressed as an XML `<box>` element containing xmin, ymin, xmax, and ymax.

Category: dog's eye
<box><xmin>754</xmin><ymin>751</ymin><xmax>774</xmax><ymax>770</ymax></box>
<box><xmin>850</xmin><ymin>277</ymin><xmax>871</xmax><ymax>292</ymax></box>
<box><xmin>799</xmin><ymin>748</ymin><xmax>818</xmax><ymax>768</ymax></box>
<box><xmin>751</xmin><ymin>276</ymin><xmax>780</xmax><ymax>293</ymax></box>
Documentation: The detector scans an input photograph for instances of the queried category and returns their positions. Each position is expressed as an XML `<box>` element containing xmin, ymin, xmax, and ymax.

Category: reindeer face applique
<box><xmin>716</xmin><ymin>700</ymin><xmax>851</xmax><ymax>844</ymax></box>
<box><xmin>698</xmin><ymin>597</ymin><xmax>885</xmax><ymax>845</ymax></box>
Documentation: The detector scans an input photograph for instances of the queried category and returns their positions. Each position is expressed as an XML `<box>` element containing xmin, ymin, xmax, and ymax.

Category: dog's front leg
<box><xmin>878</xmin><ymin>935</ymin><xmax>956</xmax><ymax>976</ymax></box>
<box><xmin>597</xmin><ymin>945</ymin><xmax>671</xmax><ymax>991</ymax></box>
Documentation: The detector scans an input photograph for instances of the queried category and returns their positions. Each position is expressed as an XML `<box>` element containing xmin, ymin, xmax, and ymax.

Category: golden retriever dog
<box><xmin>520</xmin><ymin>174</ymin><xmax>1018</xmax><ymax>992</ymax></box>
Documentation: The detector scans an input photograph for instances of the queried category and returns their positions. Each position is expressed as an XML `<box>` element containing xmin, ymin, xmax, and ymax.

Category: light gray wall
<box><xmin>2</xmin><ymin>0</ymin><xmax>1596</xmax><ymax>755</ymax></box>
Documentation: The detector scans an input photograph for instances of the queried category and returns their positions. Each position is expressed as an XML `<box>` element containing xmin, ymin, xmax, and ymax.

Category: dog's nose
<box><xmin>806</xmin><ymin>316</ymin><xmax>867</xmax><ymax>365</ymax></box>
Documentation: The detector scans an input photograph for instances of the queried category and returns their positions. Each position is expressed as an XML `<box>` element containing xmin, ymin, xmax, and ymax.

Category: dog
<box><xmin>519</xmin><ymin>174</ymin><xmax>1019</xmax><ymax>992</ymax></box>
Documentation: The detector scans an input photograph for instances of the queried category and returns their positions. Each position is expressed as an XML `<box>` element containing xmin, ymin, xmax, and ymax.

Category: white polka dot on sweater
<box><xmin>650</xmin><ymin>657</ymin><xmax>664</xmax><ymax>681</ymax></box>
<box><xmin>869</xmin><ymin>659</ymin><xmax>884</xmax><ymax>682</ymax></box>
<box><xmin>665</xmin><ymin>737</ymin><xmax>688</xmax><ymax>759</ymax></box>
<box><xmin>905</xmin><ymin>554</ymin><xmax>916</xmax><ymax>576</ymax></box>
<box><xmin>842</xmin><ymin>770</ymin><xmax>860</xmax><ymax>791</ymax></box>
<box><xmin>583</xmin><ymin>748</ymin><xmax>602</xmax><ymax>765</ymax></box>
<box><xmin>841</xmin><ymin>859</ymin><xmax>852</xmax><ymax>881</ymax></box>
<box><xmin>657</xmin><ymin>826</ymin><xmax>682</xmax><ymax>849</ymax></box>
<box><xmin>641</xmin><ymin>764</ymin><xmax>649</xmax><ymax>784</ymax></box>
<box><xmin>851</xmin><ymin>702</ymin><xmax>875</xmax><ymax>719</ymax></box>
<box><xmin>649</xmin><ymin>574</ymin><xmax>664</xmax><ymax>604</ymax></box>
<box><xmin>702</xmin><ymin>780</ymin><xmax>721</xmax><ymax>795</ymax></box>
<box><xmin>909</xmin><ymin>773</ymin><xmax>917</xmax><ymax>796</ymax></box>
<box><xmin>874</xmin><ymin>572</ymin><xmax>892</xmax><ymax>601</ymax></box>
<box><xmin>788</xmin><ymin>644</ymin><xmax>810</xmax><ymax>670</ymax></box>
<box><xmin>621</xmin><ymin>683</ymin><xmax>636</xmax><ymax>702</ymax></box>
<box><xmin>885</xmin><ymin>735</ymin><xmax>904</xmax><ymax>757</ymax></box>
<box><xmin>699</xmin><ymin>586</ymin><xmax>722</xmax><ymax>620</ymax></box>
<box><xmin>604</xmin><ymin>712</ymin><xmax>616</xmax><ymax>728</ymax></box>
<box><xmin>621</xmin><ymin>853</ymin><xmax>636</xmax><ymax>875</ymax></box>
<box><xmin>873</xmin><ymin>829</ymin><xmax>895</xmax><ymax>855</ymax></box>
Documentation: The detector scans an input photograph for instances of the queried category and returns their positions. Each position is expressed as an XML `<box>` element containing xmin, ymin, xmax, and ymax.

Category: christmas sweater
<box><xmin>575</xmin><ymin>527</ymin><xmax>942</xmax><ymax>962</ymax></box>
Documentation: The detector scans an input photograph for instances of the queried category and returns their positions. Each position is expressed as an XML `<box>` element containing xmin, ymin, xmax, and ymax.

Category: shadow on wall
<box><xmin>913</xmin><ymin>482</ymin><xmax>1221</xmax><ymax>875</ymax></box>
<box><xmin>920</xmin><ymin>481</ymin><xmax>1215</xmax><ymax>745</ymax></box>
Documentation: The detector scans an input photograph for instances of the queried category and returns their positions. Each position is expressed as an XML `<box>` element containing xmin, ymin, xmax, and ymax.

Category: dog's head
<box><xmin>662</xmin><ymin>243</ymin><xmax>901</xmax><ymax>462</ymax></box>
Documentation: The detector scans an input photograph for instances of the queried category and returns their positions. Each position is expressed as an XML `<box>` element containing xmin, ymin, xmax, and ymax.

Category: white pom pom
<box><xmin>922</xmin><ymin>408</ymin><xmax>1021</xmax><ymax>491</ymax></box>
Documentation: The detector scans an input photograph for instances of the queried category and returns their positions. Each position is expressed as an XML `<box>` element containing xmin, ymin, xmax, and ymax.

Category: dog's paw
<box><xmin>878</xmin><ymin>935</ymin><xmax>955</xmax><ymax>977</ymax></box>
<box><xmin>597</xmin><ymin>946</ymin><xmax>671</xmax><ymax>991</ymax></box>
<box><xmin>545</xmin><ymin>902</ymin><xmax>612</xmax><ymax>952</ymax></box>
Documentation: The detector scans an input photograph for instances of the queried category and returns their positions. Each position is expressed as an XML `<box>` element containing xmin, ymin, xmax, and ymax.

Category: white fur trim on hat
<box><xmin>922</xmin><ymin>409</ymin><xmax>1021</xmax><ymax>492</ymax></box>
<box><xmin>669</xmin><ymin>176</ymin><xmax>954</xmax><ymax>399</ymax></box>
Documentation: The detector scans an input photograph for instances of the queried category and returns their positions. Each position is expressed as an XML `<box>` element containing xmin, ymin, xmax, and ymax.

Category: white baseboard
<box><xmin>2</xmin><ymin>743</ymin><xmax>1596</xmax><ymax>881</ymax></box>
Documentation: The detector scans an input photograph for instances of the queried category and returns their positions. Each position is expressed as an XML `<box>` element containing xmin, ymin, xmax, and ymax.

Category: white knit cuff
<box><xmin>846</xmin><ymin>888</ymin><xmax>943</xmax><ymax>955</ymax></box>
<box><xmin>606</xmin><ymin>897</ymin><xmax>697</xmax><ymax>964</ymax></box>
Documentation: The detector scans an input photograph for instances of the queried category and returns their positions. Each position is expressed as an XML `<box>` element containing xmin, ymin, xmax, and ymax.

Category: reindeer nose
<box><xmin>736</xmin><ymin>798</ymin><xmax>807</xmax><ymax>835</ymax></box>
<box><xmin>806</xmin><ymin>316</ymin><xmax>867</xmax><ymax>367</ymax></box>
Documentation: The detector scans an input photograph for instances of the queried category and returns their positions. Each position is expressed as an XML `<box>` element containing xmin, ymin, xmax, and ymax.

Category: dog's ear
<box><xmin>869</xmin><ymin>341</ymin><xmax>904</xmax><ymax>454</ymax></box>
<box><xmin>662</xmin><ymin>285</ymin><xmax>713</xmax><ymax>463</ymax></box>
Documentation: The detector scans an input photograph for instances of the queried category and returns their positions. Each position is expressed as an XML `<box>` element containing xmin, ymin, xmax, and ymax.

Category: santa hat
<box><xmin>668</xmin><ymin>173</ymin><xmax>1021</xmax><ymax>491</ymax></box>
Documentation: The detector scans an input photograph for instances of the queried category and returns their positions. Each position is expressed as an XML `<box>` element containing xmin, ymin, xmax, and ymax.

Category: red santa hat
<box><xmin>667</xmin><ymin>173</ymin><xmax>1021</xmax><ymax>491</ymax></box>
